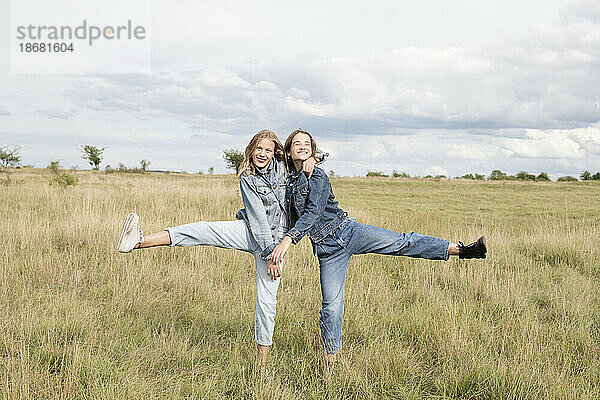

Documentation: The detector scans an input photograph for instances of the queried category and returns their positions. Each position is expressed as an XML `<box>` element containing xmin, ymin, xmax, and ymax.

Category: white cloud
<box><xmin>38</xmin><ymin>109</ymin><xmax>76</xmax><ymax>119</ymax></box>
<box><xmin>446</xmin><ymin>144</ymin><xmax>488</xmax><ymax>161</ymax></box>
<box><xmin>2</xmin><ymin>0</ymin><xmax>600</xmax><ymax>177</ymax></box>
<box><xmin>426</xmin><ymin>166</ymin><xmax>449</xmax><ymax>177</ymax></box>
<box><xmin>493</xmin><ymin>128</ymin><xmax>585</xmax><ymax>159</ymax></box>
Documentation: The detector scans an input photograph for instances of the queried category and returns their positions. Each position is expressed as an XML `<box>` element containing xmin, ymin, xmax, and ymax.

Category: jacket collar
<box><xmin>290</xmin><ymin>167</ymin><xmax>303</xmax><ymax>179</ymax></box>
<box><xmin>256</xmin><ymin>162</ymin><xmax>272</xmax><ymax>175</ymax></box>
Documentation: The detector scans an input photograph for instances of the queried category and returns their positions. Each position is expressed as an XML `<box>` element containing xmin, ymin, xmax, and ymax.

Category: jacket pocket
<box><xmin>254</xmin><ymin>181</ymin><xmax>272</xmax><ymax>198</ymax></box>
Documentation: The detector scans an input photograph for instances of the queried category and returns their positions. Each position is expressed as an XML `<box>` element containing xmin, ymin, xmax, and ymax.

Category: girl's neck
<box><xmin>292</xmin><ymin>159</ymin><xmax>303</xmax><ymax>173</ymax></box>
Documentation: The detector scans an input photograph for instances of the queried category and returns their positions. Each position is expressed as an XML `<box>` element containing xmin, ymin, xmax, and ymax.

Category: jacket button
<box><xmin>271</xmin><ymin>226</ymin><xmax>276</xmax><ymax>230</ymax></box>
<box><xmin>273</xmin><ymin>185</ymin><xmax>277</xmax><ymax>188</ymax></box>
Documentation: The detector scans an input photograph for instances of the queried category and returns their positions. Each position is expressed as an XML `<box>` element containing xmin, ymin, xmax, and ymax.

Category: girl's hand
<box><xmin>302</xmin><ymin>156</ymin><xmax>317</xmax><ymax>177</ymax></box>
<box><xmin>272</xmin><ymin>236</ymin><xmax>292</xmax><ymax>268</ymax></box>
<box><xmin>267</xmin><ymin>259</ymin><xmax>281</xmax><ymax>280</ymax></box>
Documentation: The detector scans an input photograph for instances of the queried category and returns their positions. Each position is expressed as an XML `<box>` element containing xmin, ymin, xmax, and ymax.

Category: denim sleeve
<box><xmin>239</xmin><ymin>176</ymin><xmax>275</xmax><ymax>260</ymax></box>
<box><xmin>286</xmin><ymin>171</ymin><xmax>329</xmax><ymax>244</ymax></box>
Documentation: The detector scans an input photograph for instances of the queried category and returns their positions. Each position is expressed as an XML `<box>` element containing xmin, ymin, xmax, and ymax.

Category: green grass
<box><xmin>1</xmin><ymin>169</ymin><xmax>599</xmax><ymax>399</ymax></box>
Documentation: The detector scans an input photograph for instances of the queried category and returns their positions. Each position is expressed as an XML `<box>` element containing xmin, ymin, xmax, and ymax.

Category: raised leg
<box><xmin>136</xmin><ymin>230</ymin><xmax>170</xmax><ymax>248</ymax></box>
<box><xmin>164</xmin><ymin>220</ymin><xmax>257</xmax><ymax>253</ymax></box>
<box><xmin>343</xmin><ymin>221</ymin><xmax>451</xmax><ymax>260</ymax></box>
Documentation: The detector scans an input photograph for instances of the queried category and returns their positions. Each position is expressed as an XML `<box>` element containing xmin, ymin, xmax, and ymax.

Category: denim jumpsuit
<box><xmin>165</xmin><ymin>158</ymin><xmax>288</xmax><ymax>346</ymax></box>
<box><xmin>285</xmin><ymin>167</ymin><xmax>450</xmax><ymax>353</ymax></box>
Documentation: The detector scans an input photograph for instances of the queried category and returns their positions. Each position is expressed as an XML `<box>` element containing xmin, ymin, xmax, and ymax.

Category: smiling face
<box><xmin>252</xmin><ymin>138</ymin><xmax>275</xmax><ymax>169</ymax></box>
<box><xmin>288</xmin><ymin>132</ymin><xmax>312</xmax><ymax>162</ymax></box>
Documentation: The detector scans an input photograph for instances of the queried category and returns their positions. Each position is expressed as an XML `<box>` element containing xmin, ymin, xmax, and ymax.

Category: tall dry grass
<box><xmin>1</xmin><ymin>169</ymin><xmax>599</xmax><ymax>399</ymax></box>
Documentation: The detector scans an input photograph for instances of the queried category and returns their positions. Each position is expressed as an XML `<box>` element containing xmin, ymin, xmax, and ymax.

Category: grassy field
<box><xmin>1</xmin><ymin>168</ymin><xmax>600</xmax><ymax>399</ymax></box>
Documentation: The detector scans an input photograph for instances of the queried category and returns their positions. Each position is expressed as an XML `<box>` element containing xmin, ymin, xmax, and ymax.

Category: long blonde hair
<box><xmin>238</xmin><ymin>130</ymin><xmax>284</xmax><ymax>176</ymax></box>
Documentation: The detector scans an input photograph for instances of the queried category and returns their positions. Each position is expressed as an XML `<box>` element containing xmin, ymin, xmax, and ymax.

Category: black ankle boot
<box><xmin>458</xmin><ymin>236</ymin><xmax>487</xmax><ymax>259</ymax></box>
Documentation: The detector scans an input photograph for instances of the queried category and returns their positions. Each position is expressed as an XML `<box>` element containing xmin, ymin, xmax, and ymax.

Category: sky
<box><xmin>1</xmin><ymin>0</ymin><xmax>599</xmax><ymax>178</ymax></box>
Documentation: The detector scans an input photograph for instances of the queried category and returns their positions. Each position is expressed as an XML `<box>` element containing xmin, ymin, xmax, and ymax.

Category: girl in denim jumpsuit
<box><xmin>271</xmin><ymin>130</ymin><xmax>486</xmax><ymax>363</ymax></box>
<box><xmin>117</xmin><ymin>130</ymin><xmax>322</xmax><ymax>370</ymax></box>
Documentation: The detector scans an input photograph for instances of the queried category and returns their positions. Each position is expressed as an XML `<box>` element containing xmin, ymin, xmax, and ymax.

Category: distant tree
<box><xmin>459</xmin><ymin>173</ymin><xmax>475</xmax><ymax>180</ymax></box>
<box><xmin>329</xmin><ymin>170</ymin><xmax>335</xmax><ymax>177</ymax></box>
<box><xmin>581</xmin><ymin>170</ymin><xmax>592</xmax><ymax>180</ymax></box>
<box><xmin>392</xmin><ymin>170</ymin><xmax>410</xmax><ymax>178</ymax></box>
<box><xmin>47</xmin><ymin>160</ymin><xmax>61</xmax><ymax>174</ymax></box>
<box><xmin>592</xmin><ymin>172</ymin><xmax>600</xmax><ymax>181</ymax></box>
<box><xmin>223</xmin><ymin>149</ymin><xmax>244</xmax><ymax>173</ymax></box>
<box><xmin>516</xmin><ymin>171</ymin><xmax>536</xmax><ymax>181</ymax></box>
<box><xmin>366</xmin><ymin>171</ymin><xmax>388</xmax><ymax>177</ymax></box>
<box><xmin>558</xmin><ymin>176</ymin><xmax>578</xmax><ymax>182</ymax></box>
<box><xmin>0</xmin><ymin>145</ymin><xmax>21</xmax><ymax>169</ymax></box>
<box><xmin>0</xmin><ymin>145</ymin><xmax>21</xmax><ymax>183</ymax></box>
<box><xmin>208</xmin><ymin>167</ymin><xmax>214</xmax><ymax>174</ymax></box>
<box><xmin>474</xmin><ymin>174</ymin><xmax>485</xmax><ymax>180</ymax></box>
<box><xmin>80</xmin><ymin>145</ymin><xmax>106</xmax><ymax>170</ymax></box>
<box><xmin>536</xmin><ymin>172</ymin><xmax>550</xmax><ymax>182</ymax></box>
<box><xmin>140</xmin><ymin>159</ymin><xmax>151</xmax><ymax>171</ymax></box>
<box><xmin>489</xmin><ymin>170</ymin><xmax>507</xmax><ymax>180</ymax></box>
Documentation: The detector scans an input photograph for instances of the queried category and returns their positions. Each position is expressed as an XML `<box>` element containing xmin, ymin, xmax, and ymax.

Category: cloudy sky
<box><xmin>1</xmin><ymin>0</ymin><xmax>599</xmax><ymax>178</ymax></box>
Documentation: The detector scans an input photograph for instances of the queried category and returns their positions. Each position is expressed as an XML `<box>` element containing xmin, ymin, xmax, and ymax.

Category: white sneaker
<box><xmin>116</xmin><ymin>213</ymin><xmax>143</xmax><ymax>253</ymax></box>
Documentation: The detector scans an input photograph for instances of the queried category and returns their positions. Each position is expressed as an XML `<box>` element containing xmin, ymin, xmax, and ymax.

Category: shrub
<box><xmin>50</xmin><ymin>172</ymin><xmax>78</xmax><ymax>189</ymax></box>
<box><xmin>47</xmin><ymin>160</ymin><xmax>61</xmax><ymax>174</ymax></box>
<box><xmin>516</xmin><ymin>171</ymin><xmax>536</xmax><ymax>181</ymax></box>
<box><xmin>558</xmin><ymin>176</ymin><xmax>578</xmax><ymax>182</ymax></box>
<box><xmin>47</xmin><ymin>160</ymin><xmax>77</xmax><ymax>189</ymax></box>
<box><xmin>140</xmin><ymin>159</ymin><xmax>151</xmax><ymax>171</ymax></box>
<box><xmin>392</xmin><ymin>170</ymin><xmax>410</xmax><ymax>178</ymax></box>
<box><xmin>104</xmin><ymin>163</ymin><xmax>145</xmax><ymax>174</ymax></box>
<box><xmin>581</xmin><ymin>171</ymin><xmax>592</xmax><ymax>180</ymax></box>
<box><xmin>489</xmin><ymin>170</ymin><xmax>507</xmax><ymax>180</ymax></box>
<box><xmin>536</xmin><ymin>172</ymin><xmax>550</xmax><ymax>182</ymax></box>
<box><xmin>366</xmin><ymin>171</ymin><xmax>388</xmax><ymax>177</ymax></box>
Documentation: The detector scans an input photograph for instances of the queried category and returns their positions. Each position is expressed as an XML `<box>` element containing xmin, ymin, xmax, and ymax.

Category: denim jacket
<box><xmin>285</xmin><ymin>166</ymin><xmax>347</xmax><ymax>245</ymax></box>
<box><xmin>236</xmin><ymin>159</ymin><xmax>288</xmax><ymax>260</ymax></box>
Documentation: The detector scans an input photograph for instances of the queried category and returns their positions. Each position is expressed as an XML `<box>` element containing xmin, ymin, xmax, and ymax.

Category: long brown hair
<box><xmin>284</xmin><ymin>129</ymin><xmax>317</xmax><ymax>172</ymax></box>
<box><xmin>238</xmin><ymin>130</ymin><xmax>284</xmax><ymax>176</ymax></box>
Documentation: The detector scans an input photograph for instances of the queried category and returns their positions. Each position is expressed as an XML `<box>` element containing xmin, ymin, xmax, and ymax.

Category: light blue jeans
<box><xmin>166</xmin><ymin>220</ymin><xmax>280</xmax><ymax>346</ymax></box>
<box><xmin>312</xmin><ymin>218</ymin><xmax>450</xmax><ymax>353</ymax></box>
